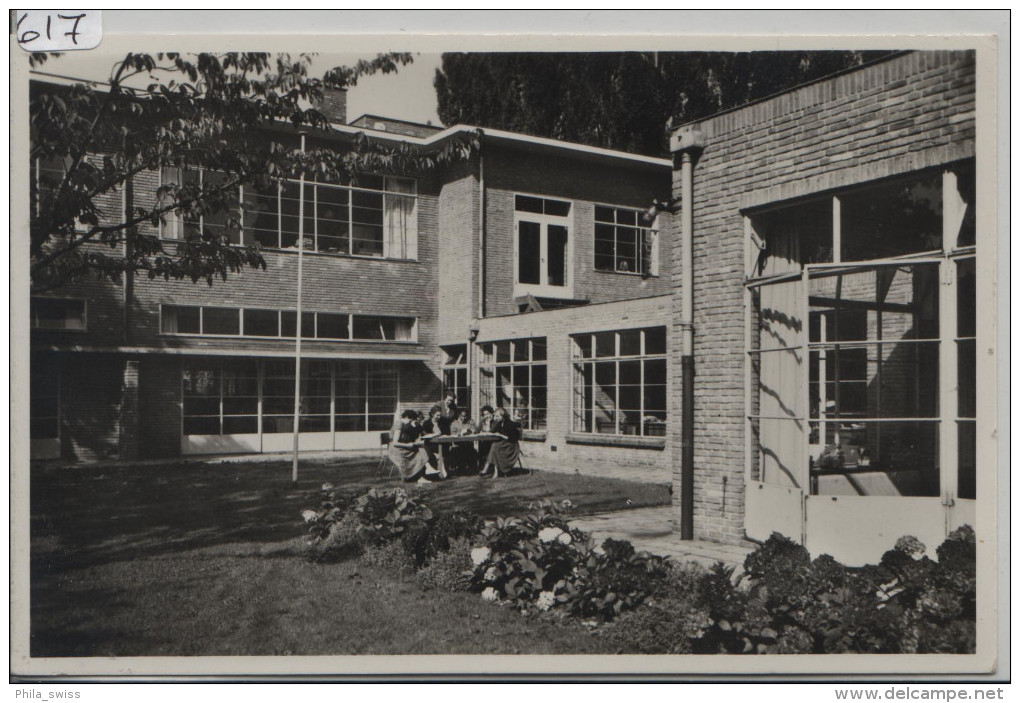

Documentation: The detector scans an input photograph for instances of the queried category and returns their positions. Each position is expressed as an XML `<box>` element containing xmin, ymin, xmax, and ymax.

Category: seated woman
<box><xmin>388</xmin><ymin>409</ymin><xmax>429</xmax><ymax>483</ymax></box>
<box><xmin>479</xmin><ymin>407</ymin><xmax>521</xmax><ymax>479</ymax></box>
<box><xmin>475</xmin><ymin>405</ymin><xmax>496</xmax><ymax>472</ymax></box>
<box><xmin>420</xmin><ymin>404</ymin><xmax>450</xmax><ymax>479</ymax></box>
<box><xmin>447</xmin><ymin>409</ymin><xmax>479</xmax><ymax>473</ymax></box>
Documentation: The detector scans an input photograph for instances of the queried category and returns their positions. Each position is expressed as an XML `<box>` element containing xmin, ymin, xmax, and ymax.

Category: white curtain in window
<box><xmin>758</xmin><ymin>276</ymin><xmax>805</xmax><ymax>488</ymax></box>
<box><xmin>384</xmin><ymin>178</ymin><xmax>417</xmax><ymax>259</ymax></box>
<box><xmin>161</xmin><ymin>306</ymin><xmax>178</xmax><ymax>334</ymax></box>
<box><xmin>159</xmin><ymin>166</ymin><xmax>184</xmax><ymax>239</ymax></box>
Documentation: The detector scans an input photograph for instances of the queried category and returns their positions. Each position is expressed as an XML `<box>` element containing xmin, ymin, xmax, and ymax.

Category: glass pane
<box><xmin>316</xmin><ymin>313</ymin><xmax>349</xmax><ymax>340</ymax></box>
<box><xmin>335</xmin><ymin>415</ymin><xmax>366</xmax><ymax>432</ymax></box>
<box><xmin>811</xmin><ymin>420</ymin><xmax>940</xmax><ymax>498</ymax></box>
<box><xmin>183</xmin><ymin>416</ymin><xmax>220</xmax><ymax>435</ymax></box>
<box><xmin>243</xmin><ymin>309</ymin><xmax>279</xmax><ymax>337</ymax></box>
<box><xmin>165</xmin><ymin>306</ymin><xmax>200</xmax><ymax>334</ymax></box>
<box><xmin>547</xmin><ymin>224</ymin><xmax>568</xmax><ymax>286</ymax></box>
<box><xmin>203</xmin><ymin>308</ymin><xmax>240</xmax><ymax>336</ymax></box>
<box><xmin>281</xmin><ymin>311</ymin><xmax>316</xmax><ymax>338</ymax></box>
<box><xmin>619</xmin><ymin>359</ymin><xmax>641</xmax><ymax>385</ymax></box>
<box><xmin>618</xmin><ymin>329</ymin><xmax>641</xmax><ymax>356</ymax></box>
<box><xmin>531</xmin><ymin>338</ymin><xmax>547</xmax><ymax>361</ymax></box>
<box><xmin>518</xmin><ymin>220</ymin><xmax>541</xmax><ymax>285</ymax></box>
<box><xmin>572</xmin><ymin>335</ymin><xmax>591</xmax><ymax>359</ymax></box>
<box><xmin>496</xmin><ymin>341</ymin><xmax>511</xmax><ymax>363</ymax></box>
<box><xmin>544</xmin><ymin>199</ymin><xmax>571</xmax><ymax>217</ymax></box>
<box><xmin>515</xmin><ymin>195</ymin><xmax>543</xmax><ymax>213</ymax></box>
<box><xmin>958</xmin><ymin>421</ymin><xmax>976</xmax><ymax>500</ymax></box>
<box><xmin>645</xmin><ymin>327</ymin><xmax>666</xmax><ymax>356</ymax></box>
<box><xmin>223</xmin><ymin>416</ymin><xmax>257</xmax><ymax>434</ymax></box>
<box><xmin>753</xmin><ymin>198</ymin><xmax>833</xmax><ymax>274</ymax></box>
<box><xmin>594</xmin><ymin>206</ymin><xmax>615</xmax><ymax>223</ymax></box>
<box><xmin>595</xmin><ymin>332</ymin><xmax>615</xmax><ymax>358</ymax></box>
<box><xmin>841</xmin><ymin>174</ymin><xmax>942</xmax><ymax>261</ymax></box>
<box><xmin>957</xmin><ymin>339</ymin><xmax>975</xmax><ymax>419</ymax></box>
<box><xmin>957</xmin><ymin>258</ymin><xmax>976</xmax><ymax>338</ymax></box>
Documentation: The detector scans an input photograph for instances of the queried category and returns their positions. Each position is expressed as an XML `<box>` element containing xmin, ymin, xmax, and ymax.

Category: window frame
<box><xmin>743</xmin><ymin>162</ymin><xmax>977</xmax><ymax>499</ymax></box>
<box><xmin>592</xmin><ymin>202</ymin><xmax>660</xmax><ymax>277</ymax></box>
<box><xmin>512</xmin><ymin>192</ymin><xmax>574</xmax><ymax>298</ymax></box>
<box><xmin>476</xmin><ymin>336</ymin><xmax>548</xmax><ymax>431</ymax></box>
<box><xmin>159</xmin><ymin>304</ymin><xmax>417</xmax><ymax>343</ymax></box>
<box><xmin>30</xmin><ymin>297</ymin><xmax>88</xmax><ymax>331</ymax></box>
<box><xmin>569</xmin><ymin>327</ymin><xmax>668</xmax><ymax>438</ymax></box>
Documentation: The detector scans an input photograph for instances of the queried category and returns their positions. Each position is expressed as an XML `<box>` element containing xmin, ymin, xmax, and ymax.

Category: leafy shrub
<box><xmin>352</xmin><ymin>488</ymin><xmax>433</xmax><ymax>546</ymax></box>
<box><xmin>468</xmin><ymin>500</ymin><xmax>667</xmax><ymax>620</ymax></box>
<box><xmin>601</xmin><ymin>561</ymin><xmax>709</xmax><ymax>654</ymax></box>
<box><xmin>691</xmin><ymin>529</ymin><xmax>977</xmax><ymax>654</ymax></box>
<box><xmin>359</xmin><ymin>538</ymin><xmax>416</xmax><ymax>577</ymax></box>
<box><xmin>417</xmin><ymin>537</ymin><xmax>474</xmax><ymax>592</ymax></box>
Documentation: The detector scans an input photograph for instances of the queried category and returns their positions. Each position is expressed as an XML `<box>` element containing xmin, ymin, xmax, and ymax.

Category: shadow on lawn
<box><xmin>31</xmin><ymin>457</ymin><xmax>670</xmax><ymax>571</ymax></box>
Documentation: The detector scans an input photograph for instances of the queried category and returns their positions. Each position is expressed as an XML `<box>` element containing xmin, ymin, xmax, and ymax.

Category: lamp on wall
<box><xmin>468</xmin><ymin>323</ymin><xmax>480</xmax><ymax>342</ymax></box>
<box><xmin>644</xmin><ymin>197</ymin><xmax>681</xmax><ymax>222</ymax></box>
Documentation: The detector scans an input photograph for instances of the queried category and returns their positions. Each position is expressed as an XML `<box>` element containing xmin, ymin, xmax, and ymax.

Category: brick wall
<box><xmin>437</xmin><ymin>159</ymin><xmax>479</xmax><ymax>346</ymax></box>
<box><xmin>59</xmin><ymin>353</ymin><xmax>126</xmax><ymax>461</ymax></box>
<box><xmin>670</xmin><ymin>50</ymin><xmax>977</xmax><ymax>544</ymax></box>
<box><xmin>138</xmin><ymin>355</ymin><xmax>182</xmax><ymax>458</ymax></box>
<box><xmin>483</xmin><ymin>145</ymin><xmax>672</xmax><ymax>317</ymax></box>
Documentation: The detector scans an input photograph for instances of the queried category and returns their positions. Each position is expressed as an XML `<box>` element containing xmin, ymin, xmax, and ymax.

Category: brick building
<box><xmin>29</xmin><ymin>85</ymin><xmax>675</xmax><ymax>483</ymax></box>
<box><xmin>669</xmin><ymin>50</ymin><xmax>979</xmax><ymax>564</ymax></box>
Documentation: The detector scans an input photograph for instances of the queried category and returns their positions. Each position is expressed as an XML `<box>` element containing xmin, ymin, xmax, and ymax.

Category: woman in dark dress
<box><xmin>479</xmin><ymin>407</ymin><xmax>521</xmax><ymax>478</ymax></box>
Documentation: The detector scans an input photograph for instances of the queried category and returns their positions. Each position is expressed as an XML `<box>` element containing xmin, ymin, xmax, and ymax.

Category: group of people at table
<box><xmin>388</xmin><ymin>395</ymin><xmax>522</xmax><ymax>483</ymax></box>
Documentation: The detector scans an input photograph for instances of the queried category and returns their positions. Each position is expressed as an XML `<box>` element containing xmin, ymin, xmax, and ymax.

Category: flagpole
<box><xmin>292</xmin><ymin>132</ymin><xmax>307</xmax><ymax>483</ymax></box>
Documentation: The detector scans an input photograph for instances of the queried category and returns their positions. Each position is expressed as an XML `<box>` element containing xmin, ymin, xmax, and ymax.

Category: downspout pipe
<box><xmin>670</xmin><ymin>127</ymin><xmax>705</xmax><ymax>541</ymax></box>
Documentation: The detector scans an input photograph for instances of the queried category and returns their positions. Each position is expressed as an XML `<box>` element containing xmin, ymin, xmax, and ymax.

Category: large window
<box><xmin>160</xmin><ymin>168</ymin><xmax>417</xmax><ymax>259</ymax></box>
<box><xmin>594</xmin><ymin>205</ymin><xmax>659</xmax><ymax>276</ymax></box>
<box><xmin>477</xmin><ymin>337</ymin><xmax>547</xmax><ymax>431</ymax></box>
<box><xmin>571</xmin><ymin>327</ymin><xmax>667</xmax><ymax>437</ymax></box>
<box><xmin>31</xmin><ymin>297</ymin><xmax>86</xmax><ymax>330</ymax></box>
<box><xmin>441</xmin><ymin>344</ymin><xmax>470</xmax><ymax>410</ymax></box>
<box><xmin>159</xmin><ymin>166</ymin><xmax>240</xmax><ymax>243</ymax></box>
<box><xmin>182</xmin><ymin>359</ymin><xmax>398</xmax><ymax>436</ymax></box>
<box><xmin>515</xmin><ymin>195</ymin><xmax>571</xmax><ymax>296</ymax></box>
<box><xmin>243</xmin><ymin>174</ymin><xmax>417</xmax><ymax>258</ymax></box>
<box><xmin>747</xmin><ymin>163</ymin><xmax>976</xmax><ymax>498</ymax></box>
<box><xmin>161</xmin><ymin>305</ymin><xmax>415</xmax><ymax>342</ymax></box>
<box><xmin>182</xmin><ymin>360</ymin><xmax>259</xmax><ymax>436</ymax></box>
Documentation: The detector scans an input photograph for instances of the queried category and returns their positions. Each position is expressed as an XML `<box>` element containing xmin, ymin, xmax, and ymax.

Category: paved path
<box><xmin>570</xmin><ymin>506</ymin><xmax>753</xmax><ymax>569</ymax></box>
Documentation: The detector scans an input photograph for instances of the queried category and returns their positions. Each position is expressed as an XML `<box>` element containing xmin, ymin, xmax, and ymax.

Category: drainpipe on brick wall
<box><xmin>477</xmin><ymin>142</ymin><xmax>486</xmax><ymax>320</ymax></box>
<box><xmin>670</xmin><ymin>127</ymin><xmax>705</xmax><ymax>541</ymax></box>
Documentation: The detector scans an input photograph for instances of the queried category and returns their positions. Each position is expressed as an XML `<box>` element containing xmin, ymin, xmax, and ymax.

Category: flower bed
<box><xmin>301</xmin><ymin>486</ymin><xmax>976</xmax><ymax>654</ymax></box>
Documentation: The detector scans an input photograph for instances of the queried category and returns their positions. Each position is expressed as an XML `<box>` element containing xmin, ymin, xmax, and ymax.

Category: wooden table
<box><xmin>419</xmin><ymin>433</ymin><xmax>503</xmax><ymax>476</ymax></box>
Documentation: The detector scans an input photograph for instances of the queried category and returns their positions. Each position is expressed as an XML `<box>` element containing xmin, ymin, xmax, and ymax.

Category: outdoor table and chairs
<box><xmin>418</xmin><ymin>432</ymin><xmax>503</xmax><ymax>476</ymax></box>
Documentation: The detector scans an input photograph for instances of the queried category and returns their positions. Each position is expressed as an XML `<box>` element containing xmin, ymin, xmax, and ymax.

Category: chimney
<box><xmin>315</xmin><ymin>87</ymin><xmax>347</xmax><ymax>124</ymax></box>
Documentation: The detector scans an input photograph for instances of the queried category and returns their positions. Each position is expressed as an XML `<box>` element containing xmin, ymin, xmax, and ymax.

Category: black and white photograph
<box><xmin>9</xmin><ymin>11</ymin><xmax>1006</xmax><ymax>684</ymax></box>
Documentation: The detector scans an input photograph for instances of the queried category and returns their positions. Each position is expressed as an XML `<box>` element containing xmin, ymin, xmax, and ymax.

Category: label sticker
<box><xmin>15</xmin><ymin>10</ymin><xmax>102</xmax><ymax>51</ymax></box>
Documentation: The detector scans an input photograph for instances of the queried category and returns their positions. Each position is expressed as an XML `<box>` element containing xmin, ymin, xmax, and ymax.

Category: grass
<box><xmin>30</xmin><ymin>456</ymin><xmax>670</xmax><ymax>657</ymax></box>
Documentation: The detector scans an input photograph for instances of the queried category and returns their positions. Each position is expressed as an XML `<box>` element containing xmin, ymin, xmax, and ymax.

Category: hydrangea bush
<box><xmin>300</xmin><ymin>487</ymin><xmax>976</xmax><ymax>653</ymax></box>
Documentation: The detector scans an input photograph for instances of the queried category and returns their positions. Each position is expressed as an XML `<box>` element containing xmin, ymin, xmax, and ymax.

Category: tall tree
<box><xmin>29</xmin><ymin>52</ymin><xmax>478</xmax><ymax>293</ymax></box>
<box><xmin>434</xmin><ymin>51</ymin><xmax>894</xmax><ymax>156</ymax></box>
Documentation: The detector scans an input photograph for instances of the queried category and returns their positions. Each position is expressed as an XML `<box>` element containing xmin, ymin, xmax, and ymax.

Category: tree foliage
<box><xmin>434</xmin><ymin>51</ymin><xmax>895</xmax><ymax>156</ymax></box>
<box><xmin>29</xmin><ymin>52</ymin><xmax>479</xmax><ymax>293</ymax></box>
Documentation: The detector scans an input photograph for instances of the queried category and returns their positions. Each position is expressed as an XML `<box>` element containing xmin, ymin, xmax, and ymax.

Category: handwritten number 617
<box><xmin>17</xmin><ymin>12</ymin><xmax>88</xmax><ymax>46</ymax></box>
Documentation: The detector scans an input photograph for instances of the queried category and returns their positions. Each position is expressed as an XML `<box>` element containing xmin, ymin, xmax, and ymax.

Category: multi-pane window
<box><xmin>515</xmin><ymin>195</ymin><xmax>571</xmax><ymax>294</ymax></box>
<box><xmin>33</xmin><ymin>155</ymin><xmax>74</xmax><ymax>218</ymax></box>
<box><xmin>242</xmin><ymin>175</ymin><xmax>417</xmax><ymax>258</ymax></box>
<box><xmin>335</xmin><ymin>361</ymin><xmax>399</xmax><ymax>432</ymax></box>
<box><xmin>441</xmin><ymin>344</ymin><xmax>470</xmax><ymax>410</ymax></box>
<box><xmin>159</xmin><ymin>168</ymin><xmax>417</xmax><ymax>259</ymax></box>
<box><xmin>31</xmin><ymin>297</ymin><xmax>86</xmax><ymax>330</ymax></box>
<box><xmin>594</xmin><ymin>205</ymin><xmax>659</xmax><ymax>275</ymax></box>
<box><xmin>159</xmin><ymin>166</ymin><xmax>240</xmax><ymax>243</ymax></box>
<box><xmin>477</xmin><ymin>337</ymin><xmax>547</xmax><ymax>430</ymax></box>
<box><xmin>571</xmin><ymin>327</ymin><xmax>667</xmax><ymax>437</ymax></box>
<box><xmin>161</xmin><ymin>305</ymin><xmax>415</xmax><ymax>342</ymax></box>
<box><xmin>747</xmin><ymin>163</ymin><xmax>976</xmax><ymax>498</ymax></box>
<box><xmin>182</xmin><ymin>360</ymin><xmax>259</xmax><ymax>436</ymax></box>
<box><xmin>181</xmin><ymin>359</ymin><xmax>397</xmax><ymax>436</ymax></box>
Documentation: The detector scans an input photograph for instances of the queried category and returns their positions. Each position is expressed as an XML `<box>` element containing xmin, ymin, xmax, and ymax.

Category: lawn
<box><xmin>30</xmin><ymin>456</ymin><xmax>670</xmax><ymax>657</ymax></box>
